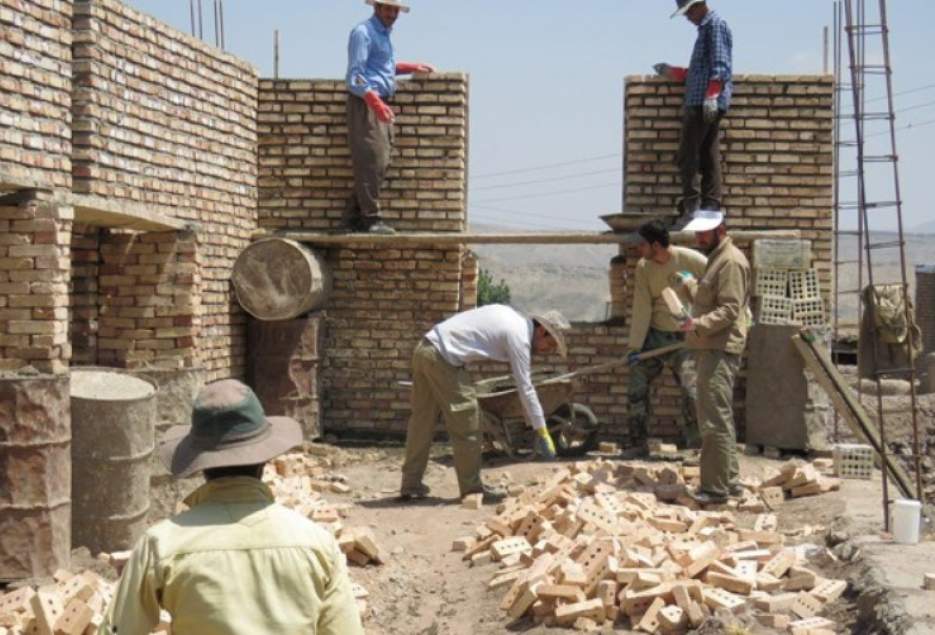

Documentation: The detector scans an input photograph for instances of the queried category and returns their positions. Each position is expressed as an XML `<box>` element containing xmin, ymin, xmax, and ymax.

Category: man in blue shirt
<box><xmin>654</xmin><ymin>0</ymin><xmax>733</xmax><ymax>225</ymax></box>
<box><xmin>345</xmin><ymin>0</ymin><xmax>434</xmax><ymax>235</ymax></box>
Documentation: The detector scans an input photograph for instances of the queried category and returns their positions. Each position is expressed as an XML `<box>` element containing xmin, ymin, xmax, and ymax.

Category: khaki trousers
<box><xmin>346</xmin><ymin>94</ymin><xmax>394</xmax><ymax>224</ymax></box>
<box><xmin>401</xmin><ymin>340</ymin><xmax>483</xmax><ymax>497</ymax></box>
<box><xmin>695</xmin><ymin>349</ymin><xmax>741</xmax><ymax>497</ymax></box>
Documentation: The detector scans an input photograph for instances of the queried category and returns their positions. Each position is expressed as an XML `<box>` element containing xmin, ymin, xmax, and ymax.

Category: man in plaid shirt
<box><xmin>655</xmin><ymin>0</ymin><xmax>733</xmax><ymax>224</ymax></box>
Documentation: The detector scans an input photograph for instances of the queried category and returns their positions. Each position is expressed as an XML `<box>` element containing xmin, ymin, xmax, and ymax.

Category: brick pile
<box><xmin>0</xmin><ymin>0</ymin><xmax>72</xmax><ymax>191</ymax></box>
<box><xmin>456</xmin><ymin>460</ymin><xmax>846</xmax><ymax>633</ymax></box>
<box><xmin>0</xmin><ymin>195</ymin><xmax>72</xmax><ymax>374</ymax></box>
<box><xmin>95</xmin><ymin>231</ymin><xmax>201</xmax><ymax>370</ymax></box>
<box><xmin>320</xmin><ymin>246</ymin><xmax>465</xmax><ymax>435</ymax></box>
<box><xmin>257</xmin><ymin>74</ymin><xmax>468</xmax><ymax>233</ymax></box>
<box><xmin>70</xmin><ymin>0</ymin><xmax>259</xmax><ymax>379</ymax></box>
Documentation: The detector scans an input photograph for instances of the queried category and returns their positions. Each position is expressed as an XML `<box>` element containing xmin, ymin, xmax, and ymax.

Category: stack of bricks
<box><xmin>257</xmin><ymin>74</ymin><xmax>468</xmax><ymax>232</ymax></box>
<box><xmin>0</xmin><ymin>194</ymin><xmax>72</xmax><ymax>374</ymax></box>
<box><xmin>70</xmin><ymin>0</ymin><xmax>258</xmax><ymax>379</ymax></box>
<box><xmin>916</xmin><ymin>266</ymin><xmax>935</xmax><ymax>360</ymax></box>
<box><xmin>459</xmin><ymin>250</ymin><xmax>479</xmax><ymax>312</ymax></box>
<box><xmin>0</xmin><ymin>0</ymin><xmax>72</xmax><ymax>190</ymax></box>
<box><xmin>320</xmin><ymin>246</ymin><xmax>465</xmax><ymax>435</ymax></box>
<box><xmin>96</xmin><ymin>231</ymin><xmax>201</xmax><ymax>370</ymax></box>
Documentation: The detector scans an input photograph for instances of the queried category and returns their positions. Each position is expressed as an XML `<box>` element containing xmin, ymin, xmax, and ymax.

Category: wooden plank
<box><xmin>269</xmin><ymin>228</ymin><xmax>802</xmax><ymax>247</ymax></box>
<box><xmin>792</xmin><ymin>333</ymin><xmax>914</xmax><ymax>498</ymax></box>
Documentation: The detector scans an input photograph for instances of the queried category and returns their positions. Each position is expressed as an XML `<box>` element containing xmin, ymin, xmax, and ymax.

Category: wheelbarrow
<box><xmin>474</xmin><ymin>342</ymin><xmax>686</xmax><ymax>458</ymax></box>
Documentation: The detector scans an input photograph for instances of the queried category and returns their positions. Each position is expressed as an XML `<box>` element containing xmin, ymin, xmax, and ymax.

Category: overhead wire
<box><xmin>470</xmin><ymin>168</ymin><xmax>621</xmax><ymax>191</ymax></box>
<box><xmin>470</xmin><ymin>153</ymin><xmax>620</xmax><ymax>180</ymax></box>
<box><xmin>472</xmin><ymin>182</ymin><xmax>620</xmax><ymax>204</ymax></box>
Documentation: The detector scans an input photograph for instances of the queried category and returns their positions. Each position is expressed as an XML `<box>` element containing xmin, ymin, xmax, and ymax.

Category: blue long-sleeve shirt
<box><xmin>685</xmin><ymin>10</ymin><xmax>733</xmax><ymax>111</ymax></box>
<box><xmin>346</xmin><ymin>15</ymin><xmax>396</xmax><ymax>99</ymax></box>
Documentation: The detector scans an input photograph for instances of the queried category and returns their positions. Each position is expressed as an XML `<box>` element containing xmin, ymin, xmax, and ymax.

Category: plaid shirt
<box><xmin>685</xmin><ymin>11</ymin><xmax>733</xmax><ymax>110</ymax></box>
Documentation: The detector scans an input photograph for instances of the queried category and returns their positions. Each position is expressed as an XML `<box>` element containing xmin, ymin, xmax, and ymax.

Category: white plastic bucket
<box><xmin>892</xmin><ymin>499</ymin><xmax>922</xmax><ymax>545</ymax></box>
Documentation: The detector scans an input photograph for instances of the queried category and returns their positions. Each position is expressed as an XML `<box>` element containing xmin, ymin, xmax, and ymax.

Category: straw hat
<box><xmin>366</xmin><ymin>0</ymin><xmax>410</xmax><ymax>13</ymax></box>
<box><xmin>159</xmin><ymin>379</ymin><xmax>302</xmax><ymax>478</ymax></box>
<box><xmin>531</xmin><ymin>310</ymin><xmax>571</xmax><ymax>358</ymax></box>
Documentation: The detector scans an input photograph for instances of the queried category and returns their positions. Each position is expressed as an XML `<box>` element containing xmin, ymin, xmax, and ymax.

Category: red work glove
<box><xmin>670</xmin><ymin>66</ymin><xmax>688</xmax><ymax>82</ymax></box>
<box><xmin>396</xmin><ymin>61</ymin><xmax>436</xmax><ymax>75</ymax></box>
<box><xmin>703</xmin><ymin>79</ymin><xmax>722</xmax><ymax>123</ymax></box>
<box><xmin>363</xmin><ymin>90</ymin><xmax>394</xmax><ymax>123</ymax></box>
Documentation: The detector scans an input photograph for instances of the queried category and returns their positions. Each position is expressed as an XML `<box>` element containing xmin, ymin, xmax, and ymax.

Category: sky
<box><xmin>124</xmin><ymin>1</ymin><xmax>935</xmax><ymax>234</ymax></box>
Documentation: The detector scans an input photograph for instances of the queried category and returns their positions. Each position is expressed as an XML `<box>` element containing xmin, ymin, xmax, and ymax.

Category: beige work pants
<box><xmin>401</xmin><ymin>340</ymin><xmax>483</xmax><ymax>497</ymax></box>
<box><xmin>696</xmin><ymin>349</ymin><xmax>741</xmax><ymax>497</ymax></box>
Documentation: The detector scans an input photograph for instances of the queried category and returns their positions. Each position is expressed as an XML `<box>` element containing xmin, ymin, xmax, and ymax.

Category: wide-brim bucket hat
<box><xmin>159</xmin><ymin>379</ymin><xmax>302</xmax><ymax>478</ymax></box>
<box><xmin>531</xmin><ymin>310</ymin><xmax>571</xmax><ymax>358</ymax></box>
<box><xmin>671</xmin><ymin>0</ymin><xmax>705</xmax><ymax>18</ymax></box>
<box><xmin>682</xmin><ymin>209</ymin><xmax>726</xmax><ymax>233</ymax></box>
<box><xmin>366</xmin><ymin>0</ymin><xmax>410</xmax><ymax>13</ymax></box>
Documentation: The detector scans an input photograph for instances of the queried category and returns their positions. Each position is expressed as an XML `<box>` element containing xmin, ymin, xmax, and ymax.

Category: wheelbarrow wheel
<box><xmin>547</xmin><ymin>403</ymin><xmax>599</xmax><ymax>458</ymax></box>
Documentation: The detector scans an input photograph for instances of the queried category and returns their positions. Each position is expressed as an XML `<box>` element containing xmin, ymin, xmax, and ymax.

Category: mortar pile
<box><xmin>456</xmin><ymin>459</ymin><xmax>846</xmax><ymax>633</ymax></box>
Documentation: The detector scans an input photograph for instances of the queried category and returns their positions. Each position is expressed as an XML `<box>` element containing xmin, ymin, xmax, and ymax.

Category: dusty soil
<box><xmin>318</xmin><ymin>443</ymin><xmax>861</xmax><ymax>635</ymax></box>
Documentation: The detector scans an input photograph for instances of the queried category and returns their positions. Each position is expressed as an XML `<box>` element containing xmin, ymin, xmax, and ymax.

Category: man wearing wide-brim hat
<box><xmin>678</xmin><ymin>210</ymin><xmax>751</xmax><ymax>506</ymax></box>
<box><xmin>344</xmin><ymin>0</ymin><xmax>435</xmax><ymax>235</ymax></box>
<box><xmin>653</xmin><ymin>0</ymin><xmax>733</xmax><ymax>225</ymax></box>
<box><xmin>100</xmin><ymin>380</ymin><xmax>364</xmax><ymax>635</ymax></box>
<box><xmin>400</xmin><ymin>305</ymin><xmax>571</xmax><ymax>503</ymax></box>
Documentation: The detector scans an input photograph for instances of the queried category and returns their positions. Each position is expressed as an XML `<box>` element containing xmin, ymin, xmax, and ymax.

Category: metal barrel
<box><xmin>232</xmin><ymin>238</ymin><xmax>331</xmax><ymax>321</ymax></box>
<box><xmin>0</xmin><ymin>373</ymin><xmax>71</xmax><ymax>581</ymax></box>
<box><xmin>70</xmin><ymin>369</ymin><xmax>156</xmax><ymax>555</ymax></box>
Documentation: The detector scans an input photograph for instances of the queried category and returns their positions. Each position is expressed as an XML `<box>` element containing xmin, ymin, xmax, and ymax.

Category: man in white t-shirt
<box><xmin>400</xmin><ymin>305</ymin><xmax>570</xmax><ymax>502</ymax></box>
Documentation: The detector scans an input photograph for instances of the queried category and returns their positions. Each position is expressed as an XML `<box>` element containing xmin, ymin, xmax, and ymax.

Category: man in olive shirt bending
<box><xmin>625</xmin><ymin>220</ymin><xmax>708</xmax><ymax>457</ymax></box>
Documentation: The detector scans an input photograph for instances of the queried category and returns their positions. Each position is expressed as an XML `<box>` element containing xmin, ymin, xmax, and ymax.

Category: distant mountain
<box><xmin>912</xmin><ymin>220</ymin><xmax>935</xmax><ymax>235</ymax></box>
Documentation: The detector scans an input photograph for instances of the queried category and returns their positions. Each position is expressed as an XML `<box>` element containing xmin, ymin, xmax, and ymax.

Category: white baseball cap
<box><xmin>682</xmin><ymin>209</ymin><xmax>725</xmax><ymax>232</ymax></box>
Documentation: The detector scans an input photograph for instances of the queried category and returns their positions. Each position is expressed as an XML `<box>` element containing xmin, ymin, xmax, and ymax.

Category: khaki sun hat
<box><xmin>158</xmin><ymin>379</ymin><xmax>303</xmax><ymax>479</ymax></box>
<box><xmin>366</xmin><ymin>0</ymin><xmax>410</xmax><ymax>13</ymax></box>
<box><xmin>531</xmin><ymin>310</ymin><xmax>571</xmax><ymax>358</ymax></box>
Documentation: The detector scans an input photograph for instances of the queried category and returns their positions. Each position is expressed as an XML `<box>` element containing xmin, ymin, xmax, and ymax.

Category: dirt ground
<box><xmin>317</xmin><ymin>443</ymin><xmax>862</xmax><ymax>635</ymax></box>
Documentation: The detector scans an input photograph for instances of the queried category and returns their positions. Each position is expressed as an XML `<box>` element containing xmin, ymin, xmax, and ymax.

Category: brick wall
<box><xmin>96</xmin><ymin>230</ymin><xmax>200</xmax><ymax>369</ymax></box>
<box><xmin>69</xmin><ymin>224</ymin><xmax>99</xmax><ymax>365</ymax></box>
<box><xmin>320</xmin><ymin>246</ymin><xmax>464</xmax><ymax>435</ymax></box>
<box><xmin>0</xmin><ymin>0</ymin><xmax>72</xmax><ymax>190</ymax></box>
<box><xmin>624</xmin><ymin>74</ymin><xmax>834</xmax><ymax>300</ymax></box>
<box><xmin>257</xmin><ymin>74</ymin><xmax>468</xmax><ymax>232</ymax></box>
<box><xmin>0</xmin><ymin>194</ymin><xmax>72</xmax><ymax>374</ymax></box>
<box><xmin>70</xmin><ymin>0</ymin><xmax>258</xmax><ymax>379</ymax></box>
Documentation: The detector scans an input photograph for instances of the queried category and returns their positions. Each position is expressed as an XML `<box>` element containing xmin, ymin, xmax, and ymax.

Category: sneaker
<box><xmin>689</xmin><ymin>489</ymin><xmax>728</xmax><ymax>506</ymax></box>
<box><xmin>398</xmin><ymin>483</ymin><xmax>431</xmax><ymax>501</ymax></box>
<box><xmin>728</xmin><ymin>484</ymin><xmax>744</xmax><ymax>497</ymax></box>
<box><xmin>366</xmin><ymin>221</ymin><xmax>396</xmax><ymax>235</ymax></box>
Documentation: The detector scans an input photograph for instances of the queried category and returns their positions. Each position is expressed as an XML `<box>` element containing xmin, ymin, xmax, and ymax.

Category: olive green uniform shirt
<box><xmin>686</xmin><ymin>236</ymin><xmax>752</xmax><ymax>354</ymax></box>
<box><xmin>100</xmin><ymin>477</ymin><xmax>364</xmax><ymax>635</ymax></box>
<box><xmin>628</xmin><ymin>246</ymin><xmax>708</xmax><ymax>350</ymax></box>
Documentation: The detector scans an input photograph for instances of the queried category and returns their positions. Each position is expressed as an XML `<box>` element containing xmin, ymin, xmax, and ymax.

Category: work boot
<box><xmin>728</xmin><ymin>483</ymin><xmax>744</xmax><ymax>497</ymax></box>
<box><xmin>462</xmin><ymin>485</ymin><xmax>507</xmax><ymax>505</ymax></box>
<box><xmin>619</xmin><ymin>440</ymin><xmax>649</xmax><ymax>460</ymax></box>
<box><xmin>366</xmin><ymin>220</ymin><xmax>396</xmax><ymax>235</ymax></box>
<box><xmin>398</xmin><ymin>483</ymin><xmax>431</xmax><ymax>501</ymax></box>
<box><xmin>689</xmin><ymin>489</ymin><xmax>728</xmax><ymax>506</ymax></box>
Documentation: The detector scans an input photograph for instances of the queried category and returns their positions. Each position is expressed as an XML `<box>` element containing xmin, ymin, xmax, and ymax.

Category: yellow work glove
<box><xmin>533</xmin><ymin>427</ymin><xmax>557</xmax><ymax>460</ymax></box>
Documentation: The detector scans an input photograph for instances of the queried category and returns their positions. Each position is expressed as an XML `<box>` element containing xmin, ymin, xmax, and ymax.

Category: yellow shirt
<box><xmin>100</xmin><ymin>477</ymin><xmax>364</xmax><ymax>635</ymax></box>
<box><xmin>628</xmin><ymin>246</ymin><xmax>708</xmax><ymax>350</ymax></box>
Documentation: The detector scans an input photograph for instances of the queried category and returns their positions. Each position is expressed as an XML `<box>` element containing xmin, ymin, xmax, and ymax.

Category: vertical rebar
<box><xmin>190</xmin><ymin>0</ymin><xmax>196</xmax><ymax>37</ymax></box>
<box><xmin>274</xmin><ymin>30</ymin><xmax>280</xmax><ymax>79</ymax></box>
<box><xmin>219</xmin><ymin>0</ymin><xmax>226</xmax><ymax>50</ymax></box>
<box><xmin>832</xmin><ymin>0</ymin><xmax>842</xmax><ymax>442</ymax></box>
<box><xmin>197</xmin><ymin>0</ymin><xmax>203</xmax><ymax>40</ymax></box>
<box><xmin>823</xmin><ymin>26</ymin><xmax>830</xmax><ymax>74</ymax></box>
